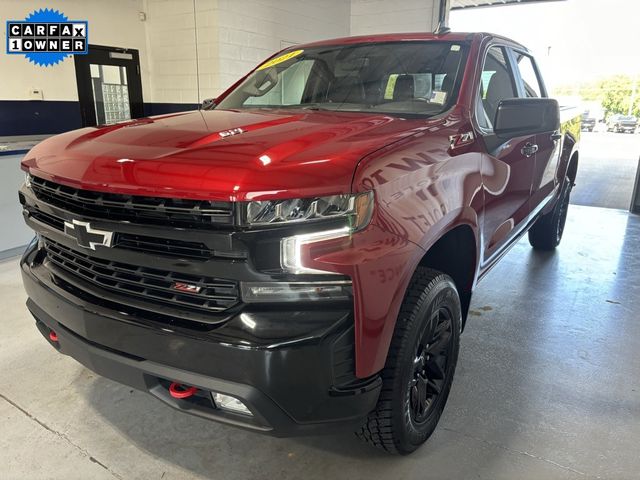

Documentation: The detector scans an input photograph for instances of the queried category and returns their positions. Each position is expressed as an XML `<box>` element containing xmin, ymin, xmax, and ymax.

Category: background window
<box><xmin>516</xmin><ymin>54</ymin><xmax>543</xmax><ymax>98</ymax></box>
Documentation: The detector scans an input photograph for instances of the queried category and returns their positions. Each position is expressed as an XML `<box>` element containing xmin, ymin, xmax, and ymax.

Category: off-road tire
<box><xmin>356</xmin><ymin>267</ymin><xmax>461</xmax><ymax>454</ymax></box>
<box><xmin>528</xmin><ymin>176</ymin><xmax>572</xmax><ymax>250</ymax></box>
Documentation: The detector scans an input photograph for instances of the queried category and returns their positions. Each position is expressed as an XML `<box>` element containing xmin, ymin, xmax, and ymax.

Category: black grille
<box><xmin>27</xmin><ymin>208</ymin><xmax>223</xmax><ymax>260</ymax></box>
<box><xmin>29</xmin><ymin>209</ymin><xmax>64</xmax><ymax>231</ymax></box>
<box><xmin>30</xmin><ymin>176</ymin><xmax>234</xmax><ymax>228</ymax></box>
<box><xmin>115</xmin><ymin>234</ymin><xmax>212</xmax><ymax>259</ymax></box>
<box><xmin>43</xmin><ymin>239</ymin><xmax>239</xmax><ymax>315</ymax></box>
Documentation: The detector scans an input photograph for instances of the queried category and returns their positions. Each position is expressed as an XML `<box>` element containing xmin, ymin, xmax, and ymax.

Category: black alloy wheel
<box><xmin>409</xmin><ymin>306</ymin><xmax>454</xmax><ymax>424</ymax></box>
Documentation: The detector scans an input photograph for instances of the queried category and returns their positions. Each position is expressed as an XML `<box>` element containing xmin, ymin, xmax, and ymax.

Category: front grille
<box><xmin>115</xmin><ymin>234</ymin><xmax>212</xmax><ymax>259</ymax></box>
<box><xmin>30</xmin><ymin>209</ymin><xmax>64</xmax><ymax>230</ymax></box>
<box><xmin>43</xmin><ymin>239</ymin><xmax>239</xmax><ymax>315</ymax></box>
<box><xmin>30</xmin><ymin>176</ymin><xmax>234</xmax><ymax>228</ymax></box>
<box><xmin>27</xmin><ymin>209</ymin><xmax>225</xmax><ymax>260</ymax></box>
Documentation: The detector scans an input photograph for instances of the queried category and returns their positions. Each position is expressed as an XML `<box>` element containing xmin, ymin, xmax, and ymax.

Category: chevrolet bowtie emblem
<box><xmin>63</xmin><ymin>219</ymin><xmax>114</xmax><ymax>250</ymax></box>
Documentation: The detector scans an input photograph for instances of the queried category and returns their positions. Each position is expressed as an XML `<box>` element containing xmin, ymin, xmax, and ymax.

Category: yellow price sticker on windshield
<box><xmin>257</xmin><ymin>49</ymin><xmax>303</xmax><ymax>70</ymax></box>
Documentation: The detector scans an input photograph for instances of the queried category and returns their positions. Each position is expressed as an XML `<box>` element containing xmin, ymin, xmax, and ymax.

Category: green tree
<box><xmin>599</xmin><ymin>75</ymin><xmax>639</xmax><ymax>117</ymax></box>
<box><xmin>552</xmin><ymin>75</ymin><xmax>640</xmax><ymax>117</ymax></box>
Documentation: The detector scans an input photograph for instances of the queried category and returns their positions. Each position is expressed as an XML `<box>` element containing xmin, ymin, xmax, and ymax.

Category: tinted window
<box><xmin>476</xmin><ymin>46</ymin><xmax>517</xmax><ymax>130</ymax></box>
<box><xmin>216</xmin><ymin>42</ymin><xmax>469</xmax><ymax>116</ymax></box>
<box><xmin>516</xmin><ymin>53</ymin><xmax>543</xmax><ymax>98</ymax></box>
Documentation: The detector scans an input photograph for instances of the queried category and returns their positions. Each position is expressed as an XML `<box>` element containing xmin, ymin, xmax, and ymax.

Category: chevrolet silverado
<box><xmin>19</xmin><ymin>32</ymin><xmax>580</xmax><ymax>454</ymax></box>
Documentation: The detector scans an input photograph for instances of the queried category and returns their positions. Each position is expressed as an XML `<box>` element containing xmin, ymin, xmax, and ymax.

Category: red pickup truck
<box><xmin>19</xmin><ymin>32</ymin><xmax>580</xmax><ymax>454</ymax></box>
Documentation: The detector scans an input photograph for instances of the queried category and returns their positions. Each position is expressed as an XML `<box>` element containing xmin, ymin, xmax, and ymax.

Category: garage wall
<box><xmin>0</xmin><ymin>0</ymin><xmax>153</xmax><ymax>135</ymax></box>
<box><xmin>0</xmin><ymin>0</ymin><xmax>151</xmax><ymax>102</ymax></box>
<box><xmin>207</xmin><ymin>0</ymin><xmax>351</xmax><ymax>99</ymax></box>
<box><xmin>351</xmin><ymin>0</ymin><xmax>442</xmax><ymax>35</ymax></box>
<box><xmin>116</xmin><ymin>0</ymin><xmax>351</xmax><ymax>104</ymax></box>
<box><xmin>1</xmin><ymin>0</ymin><xmax>441</xmax><ymax>137</ymax></box>
<box><xmin>143</xmin><ymin>0</ymin><xmax>217</xmax><ymax>104</ymax></box>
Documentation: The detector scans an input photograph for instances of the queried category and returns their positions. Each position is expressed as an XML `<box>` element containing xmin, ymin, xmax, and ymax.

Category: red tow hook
<box><xmin>169</xmin><ymin>382</ymin><xmax>198</xmax><ymax>399</ymax></box>
<box><xmin>49</xmin><ymin>330</ymin><xmax>59</xmax><ymax>342</ymax></box>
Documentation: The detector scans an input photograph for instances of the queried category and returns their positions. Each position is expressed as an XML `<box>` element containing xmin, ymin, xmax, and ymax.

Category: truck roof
<box><xmin>295</xmin><ymin>31</ymin><xmax>526</xmax><ymax>50</ymax></box>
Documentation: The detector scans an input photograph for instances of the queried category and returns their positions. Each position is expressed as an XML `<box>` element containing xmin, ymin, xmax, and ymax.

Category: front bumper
<box><xmin>21</xmin><ymin>242</ymin><xmax>381</xmax><ymax>436</ymax></box>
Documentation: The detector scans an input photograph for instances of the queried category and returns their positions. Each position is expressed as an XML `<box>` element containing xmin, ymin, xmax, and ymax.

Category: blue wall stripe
<box><xmin>0</xmin><ymin>100</ymin><xmax>199</xmax><ymax>137</ymax></box>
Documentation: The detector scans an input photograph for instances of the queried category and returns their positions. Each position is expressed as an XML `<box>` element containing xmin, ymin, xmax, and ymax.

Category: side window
<box><xmin>476</xmin><ymin>46</ymin><xmax>517</xmax><ymax>131</ymax></box>
<box><xmin>515</xmin><ymin>53</ymin><xmax>544</xmax><ymax>98</ymax></box>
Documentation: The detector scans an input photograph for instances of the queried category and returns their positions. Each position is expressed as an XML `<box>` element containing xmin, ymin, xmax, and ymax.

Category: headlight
<box><xmin>262</xmin><ymin>192</ymin><xmax>374</xmax><ymax>275</ymax></box>
<box><xmin>243</xmin><ymin>192</ymin><xmax>373</xmax><ymax>228</ymax></box>
<box><xmin>24</xmin><ymin>172</ymin><xmax>32</xmax><ymax>188</ymax></box>
<box><xmin>280</xmin><ymin>227</ymin><xmax>350</xmax><ymax>274</ymax></box>
<box><xmin>243</xmin><ymin>192</ymin><xmax>374</xmax><ymax>275</ymax></box>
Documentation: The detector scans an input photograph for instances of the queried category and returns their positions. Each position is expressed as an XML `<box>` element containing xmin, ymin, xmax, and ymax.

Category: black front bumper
<box><xmin>21</xmin><ymin>243</ymin><xmax>381</xmax><ymax>436</ymax></box>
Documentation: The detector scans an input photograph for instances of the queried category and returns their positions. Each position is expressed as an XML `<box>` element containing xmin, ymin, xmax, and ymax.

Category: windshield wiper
<box><xmin>274</xmin><ymin>103</ymin><xmax>331</xmax><ymax>111</ymax></box>
<box><xmin>299</xmin><ymin>105</ymin><xmax>330</xmax><ymax>111</ymax></box>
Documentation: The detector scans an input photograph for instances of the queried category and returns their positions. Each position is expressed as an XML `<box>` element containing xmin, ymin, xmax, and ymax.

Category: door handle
<box><xmin>521</xmin><ymin>142</ymin><xmax>538</xmax><ymax>157</ymax></box>
<box><xmin>550</xmin><ymin>131</ymin><xmax>562</xmax><ymax>141</ymax></box>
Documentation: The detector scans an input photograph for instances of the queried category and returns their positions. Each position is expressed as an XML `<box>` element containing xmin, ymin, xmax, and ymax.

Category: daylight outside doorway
<box><xmin>451</xmin><ymin>0</ymin><xmax>640</xmax><ymax>211</ymax></box>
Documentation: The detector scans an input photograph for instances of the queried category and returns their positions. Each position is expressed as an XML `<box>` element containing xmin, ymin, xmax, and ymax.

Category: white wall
<box><xmin>140</xmin><ymin>0</ymin><xmax>351</xmax><ymax>103</ymax></box>
<box><xmin>1</xmin><ymin>0</ymin><xmax>443</xmax><ymax>104</ymax></box>
<box><xmin>0</xmin><ymin>0</ymin><xmax>150</xmax><ymax>101</ymax></box>
<box><xmin>209</xmin><ymin>0</ymin><xmax>351</xmax><ymax>98</ymax></box>
<box><xmin>351</xmin><ymin>0</ymin><xmax>441</xmax><ymax>36</ymax></box>
<box><xmin>137</xmin><ymin>0</ymin><xmax>224</xmax><ymax>104</ymax></box>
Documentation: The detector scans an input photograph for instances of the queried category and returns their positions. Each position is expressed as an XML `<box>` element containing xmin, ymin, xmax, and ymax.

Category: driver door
<box><xmin>476</xmin><ymin>45</ymin><xmax>536</xmax><ymax>270</ymax></box>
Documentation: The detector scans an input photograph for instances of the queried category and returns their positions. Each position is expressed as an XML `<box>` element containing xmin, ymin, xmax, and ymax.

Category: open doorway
<box><xmin>570</xmin><ymin>130</ymin><xmax>639</xmax><ymax>209</ymax></box>
<box><xmin>450</xmin><ymin>0</ymin><xmax>640</xmax><ymax>211</ymax></box>
<box><xmin>74</xmin><ymin>45</ymin><xmax>144</xmax><ymax>127</ymax></box>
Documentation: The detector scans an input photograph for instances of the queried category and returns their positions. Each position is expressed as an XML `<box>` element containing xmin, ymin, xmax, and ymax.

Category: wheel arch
<box><xmin>417</xmin><ymin>223</ymin><xmax>478</xmax><ymax>330</ymax></box>
<box><xmin>353</xmin><ymin>215</ymin><xmax>481</xmax><ymax>378</ymax></box>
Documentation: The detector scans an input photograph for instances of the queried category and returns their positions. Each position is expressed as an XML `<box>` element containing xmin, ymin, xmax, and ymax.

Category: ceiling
<box><xmin>451</xmin><ymin>0</ymin><xmax>565</xmax><ymax>9</ymax></box>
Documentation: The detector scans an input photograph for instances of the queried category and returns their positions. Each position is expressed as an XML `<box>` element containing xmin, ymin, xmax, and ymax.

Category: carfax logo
<box><xmin>6</xmin><ymin>8</ymin><xmax>88</xmax><ymax>66</ymax></box>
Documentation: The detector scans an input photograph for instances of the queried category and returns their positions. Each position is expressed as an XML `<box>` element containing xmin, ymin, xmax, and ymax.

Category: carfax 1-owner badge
<box><xmin>6</xmin><ymin>8</ymin><xmax>88</xmax><ymax>66</ymax></box>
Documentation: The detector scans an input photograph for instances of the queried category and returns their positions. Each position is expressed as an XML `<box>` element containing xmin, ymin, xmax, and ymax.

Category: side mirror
<box><xmin>494</xmin><ymin>98</ymin><xmax>560</xmax><ymax>139</ymax></box>
<box><xmin>201</xmin><ymin>98</ymin><xmax>217</xmax><ymax>110</ymax></box>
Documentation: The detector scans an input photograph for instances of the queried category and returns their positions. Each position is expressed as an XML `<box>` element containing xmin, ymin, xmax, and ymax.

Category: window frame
<box><xmin>509</xmin><ymin>48</ymin><xmax>548</xmax><ymax>99</ymax></box>
<box><xmin>472</xmin><ymin>42</ymin><xmax>521</xmax><ymax>135</ymax></box>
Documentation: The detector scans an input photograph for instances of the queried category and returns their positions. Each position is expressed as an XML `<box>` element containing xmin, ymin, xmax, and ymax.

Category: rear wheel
<box><xmin>356</xmin><ymin>267</ymin><xmax>461</xmax><ymax>454</ymax></box>
<box><xmin>528</xmin><ymin>176</ymin><xmax>572</xmax><ymax>250</ymax></box>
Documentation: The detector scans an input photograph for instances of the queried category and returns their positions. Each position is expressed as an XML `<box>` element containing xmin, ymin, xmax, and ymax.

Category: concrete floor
<box><xmin>1</xmin><ymin>204</ymin><xmax>639</xmax><ymax>480</ymax></box>
<box><xmin>570</xmin><ymin>131</ymin><xmax>640</xmax><ymax>210</ymax></box>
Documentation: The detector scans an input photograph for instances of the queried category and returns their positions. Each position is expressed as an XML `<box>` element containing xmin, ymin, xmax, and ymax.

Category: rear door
<box><xmin>475</xmin><ymin>45</ymin><xmax>536</xmax><ymax>268</ymax></box>
<box><xmin>510</xmin><ymin>49</ymin><xmax>560</xmax><ymax>214</ymax></box>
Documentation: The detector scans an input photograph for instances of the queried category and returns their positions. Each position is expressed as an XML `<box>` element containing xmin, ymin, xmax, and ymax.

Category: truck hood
<box><xmin>23</xmin><ymin>109</ymin><xmax>430</xmax><ymax>201</ymax></box>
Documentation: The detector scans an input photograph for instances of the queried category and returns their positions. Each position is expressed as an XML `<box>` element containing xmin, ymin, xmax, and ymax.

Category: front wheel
<box><xmin>528</xmin><ymin>176</ymin><xmax>572</xmax><ymax>250</ymax></box>
<box><xmin>356</xmin><ymin>267</ymin><xmax>461</xmax><ymax>454</ymax></box>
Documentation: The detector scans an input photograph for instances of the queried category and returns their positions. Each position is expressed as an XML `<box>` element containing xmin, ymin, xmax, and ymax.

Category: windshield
<box><xmin>215</xmin><ymin>41</ymin><xmax>469</xmax><ymax>116</ymax></box>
